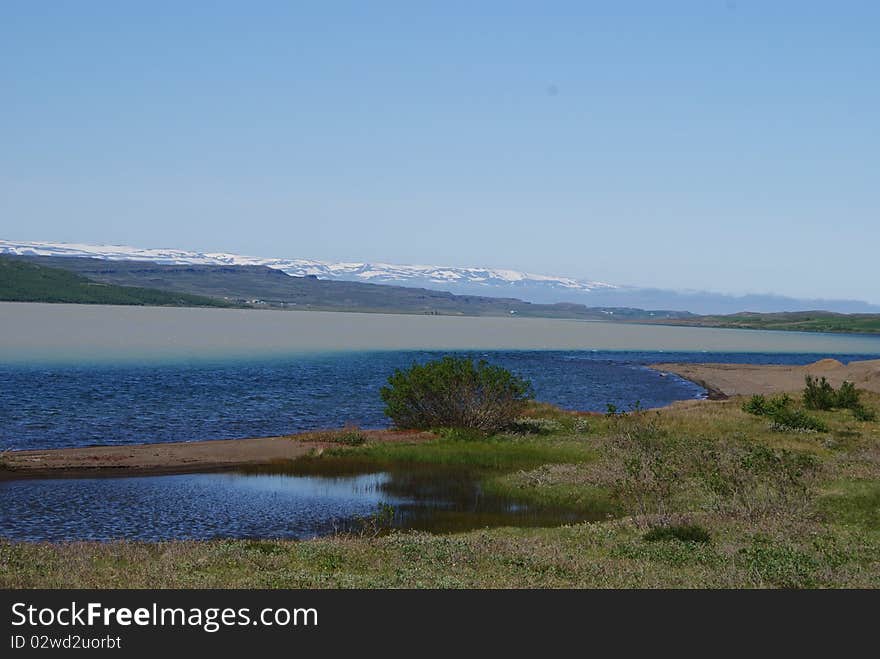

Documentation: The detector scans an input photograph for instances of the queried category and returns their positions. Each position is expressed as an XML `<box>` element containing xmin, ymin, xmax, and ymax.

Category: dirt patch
<box><xmin>0</xmin><ymin>429</ymin><xmax>434</xmax><ymax>480</ymax></box>
<box><xmin>652</xmin><ymin>358</ymin><xmax>880</xmax><ymax>397</ymax></box>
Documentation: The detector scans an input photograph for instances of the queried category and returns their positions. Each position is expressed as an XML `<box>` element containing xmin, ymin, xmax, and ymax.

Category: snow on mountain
<box><xmin>0</xmin><ymin>239</ymin><xmax>617</xmax><ymax>296</ymax></box>
<box><xmin>5</xmin><ymin>239</ymin><xmax>878</xmax><ymax>314</ymax></box>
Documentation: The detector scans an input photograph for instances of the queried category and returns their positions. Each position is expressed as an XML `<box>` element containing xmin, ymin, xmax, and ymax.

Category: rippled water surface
<box><xmin>2</xmin><ymin>303</ymin><xmax>879</xmax><ymax>541</ymax></box>
<box><xmin>0</xmin><ymin>464</ymin><xmax>602</xmax><ymax>542</ymax></box>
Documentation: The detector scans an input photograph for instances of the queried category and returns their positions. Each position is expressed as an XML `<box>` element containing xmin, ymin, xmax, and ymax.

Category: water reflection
<box><xmin>0</xmin><ymin>463</ymin><xmax>609</xmax><ymax>542</ymax></box>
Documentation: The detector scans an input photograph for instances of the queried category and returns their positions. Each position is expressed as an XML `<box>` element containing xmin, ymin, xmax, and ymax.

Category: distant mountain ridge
<box><xmin>0</xmin><ymin>239</ymin><xmax>615</xmax><ymax>294</ymax></box>
<box><xmin>0</xmin><ymin>254</ymin><xmax>691</xmax><ymax>320</ymax></box>
<box><xmin>2</xmin><ymin>239</ymin><xmax>877</xmax><ymax>315</ymax></box>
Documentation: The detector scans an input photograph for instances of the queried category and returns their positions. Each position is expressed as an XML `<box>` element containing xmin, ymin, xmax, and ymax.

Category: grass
<box><xmin>643</xmin><ymin>524</ymin><xmax>711</xmax><ymax>544</ymax></box>
<box><xmin>654</xmin><ymin>311</ymin><xmax>880</xmax><ymax>335</ymax></box>
<box><xmin>318</xmin><ymin>433</ymin><xmax>597</xmax><ymax>471</ymax></box>
<box><xmin>819</xmin><ymin>480</ymin><xmax>880</xmax><ymax>535</ymax></box>
<box><xmin>2</xmin><ymin>394</ymin><xmax>879</xmax><ymax>589</ymax></box>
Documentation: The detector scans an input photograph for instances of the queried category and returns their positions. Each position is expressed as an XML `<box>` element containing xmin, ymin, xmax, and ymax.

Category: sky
<box><xmin>1</xmin><ymin>1</ymin><xmax>878</xmax><ymax>303</ymax></box>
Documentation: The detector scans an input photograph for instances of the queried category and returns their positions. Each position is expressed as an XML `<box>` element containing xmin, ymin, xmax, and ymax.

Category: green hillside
<box><xmin>0</xmin><ymin>257</ymin><xmax>235</xmax><ymax>308</ymax></box>
<box><xmin>649</xmin><ymin>311</ymin><xmax>880</xmax><ymax>335</ymax></box>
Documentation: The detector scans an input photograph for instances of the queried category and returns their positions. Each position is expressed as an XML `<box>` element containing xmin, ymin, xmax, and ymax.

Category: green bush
<box><xmin>768</xmin><ymin>407</ymin><xmax>828</xmax><ymax>433</ymax></box>
<box><xmin>835</xmin><ymin>381</ymin><xmax>860</xmax><ymax>410</ymax></box>
<box><xmin>380</xmin><ymin>357</ymin><xmax>533</xmax><ymax>433</ymax></box>
<box><xmin>802</xmin><ymin>376</ymin><xmax>872</xmax><ymax>422</ymax></box>
<box><xmin>742</xmin><ymin>393</ymin><xmax>791</xmax><ymax>417</ymax></box>
<box><xmin>742</xmin><ymin>394</ymin><xmax>768</xmax><ymax>416</ymax></box>
<box><xmin>803</xmin><ymin>375</ymin><xmax>837</xmax><ymax>410</ymax></box>
<box><xmin>742</xmin><ymin>392</ymin><xmax>826</xmax><ymax>432</ymax></box>
<box><xmin>643</xmin><ymin>524</ymin><xmax>711</xmax><ymax>544</ymax></box>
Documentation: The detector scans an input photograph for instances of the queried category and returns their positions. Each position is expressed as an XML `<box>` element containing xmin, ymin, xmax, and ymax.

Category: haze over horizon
<box><xmin>2</xmin><ymin>2</ymin><xmax>878</xmax><ymax>303</ymax></box>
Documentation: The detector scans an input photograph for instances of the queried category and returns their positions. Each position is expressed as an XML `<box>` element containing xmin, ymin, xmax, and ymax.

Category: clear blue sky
<box><xmin>2</xmin><ymin>1</ymin><xmax>878</xmax><ymax>302</ymax></box>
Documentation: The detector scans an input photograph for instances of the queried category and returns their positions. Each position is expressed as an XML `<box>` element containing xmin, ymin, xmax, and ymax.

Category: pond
<box><xmin>0</xmin><ymin>462</ymin><xmax>606</xmax><ymax>542</ymax></box>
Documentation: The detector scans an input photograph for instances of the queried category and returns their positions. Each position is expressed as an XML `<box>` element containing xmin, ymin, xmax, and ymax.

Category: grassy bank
<box><xmin>2</xmin><ymin>394</ymin><xmax>879</xmax><ymax>588</ymax></box>
<box><xmin>649</xmin><ymin>311</ymin><xmax>880</xmax><ymax>335</ymax></box>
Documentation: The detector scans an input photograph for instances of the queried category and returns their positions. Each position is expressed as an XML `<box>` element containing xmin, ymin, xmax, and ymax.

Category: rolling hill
<box><xmin>0</xmin><ymin>258</ymin><xmax>236</xmax><ymax>308</ymax></box>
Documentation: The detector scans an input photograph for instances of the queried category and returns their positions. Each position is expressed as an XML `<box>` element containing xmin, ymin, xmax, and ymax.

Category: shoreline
<box><xmin>5</xmin><ymin>358</ymin><xmax>879</xmax><ymax>481</ymax></box>
<box><xmin>651</xmin><ymin>357</ymin><xmax>880</xmax><ymax>398</ymax></box>
<box><xmin>0</xmin><ymin>428</ymin><xmax>433</xmax><ymax>481</ymax></box>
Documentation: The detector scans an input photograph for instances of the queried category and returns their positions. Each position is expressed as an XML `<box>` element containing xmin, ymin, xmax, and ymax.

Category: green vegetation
<box><xmin>803</xmin><ymin>375</ymin><xmax>876</xmax><ymax>422</ymax></box>
<box><xmin>381</xmin><ymin>357</ymin><xmax>534</xmax><ymax>433</ymax></box>
<box><xmin>0</xmin><ymin>257</ymin><xmax>234</xmax><ymax>308</ymax></box>
<box><xmin>803</xmin><ymin>375</ymin><xmax>839</xmax><ymax>410</ymax></box>
<box><xmin>741</xmin><ymin>393</ymin><xmax>828</xmax><ymax>432</ymax></box>
<box><xmin>643</xmin><ymin>524</ymin><xmax>711</xmax><ymax>544</ymax></box>
<box><xmin>654</xmin><ymin>311</ymin><xmax>880</xmax><ymax>335</ymax></box>
<box><xmin>2</xmin><ymin>384</ymin><xmax>879</xmax><ymax>589</ymax></box>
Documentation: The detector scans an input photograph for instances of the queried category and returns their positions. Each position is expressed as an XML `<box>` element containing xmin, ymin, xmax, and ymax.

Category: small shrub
<box><xmin>835</xmin><ymin>381</ymin><xmax>860</xmax><ymax>410</ymax></box>
<box><xmin>803</xmin><ymin>375</ymin><xmax>836</xmax><ymax>410</ymax></box>
<box><xmin>380</xmin><ymin>357</ymin><xmax>533</xmax><ymax>433</ymax></box>
<box><xmin>802</xmin><ymin>376</ymin><xmax>871</xmax><ymax>422</ymax></box>
<box><xmin>742</xmin><ymin>394</ymin><xmax>769</xmax><ymax>416</ymax></box>
<box><xmin>743</xmin><ymin>393</ymin><xmax>792</xmax><ymax>417</ymax></box>
<box><xmin>742</xmin><ymin>392</ymin><xmax>825</xmax><ymax>432</ymax></box>
<box><xmin>643</xmin><ymin>524</ymin><xmax>711</xmax><ymax>544</ymax></box>
<box><xmin>767</xmin><ymin>407</ymin><xmax>828</xmax><ymax>433</ymax></box>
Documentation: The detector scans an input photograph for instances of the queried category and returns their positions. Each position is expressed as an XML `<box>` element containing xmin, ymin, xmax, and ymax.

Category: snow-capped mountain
<box><xmin>3</xmin><ymin>239</ymin><xmax>879</xmax><ymax>314</ymax></box>
<box><xmin>0</xmin><ymin>239</ymin><xmax>617</xmax><ymax>299</ymax></box>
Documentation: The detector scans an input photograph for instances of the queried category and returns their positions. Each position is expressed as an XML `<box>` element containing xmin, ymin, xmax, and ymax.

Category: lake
<box><xmin>2</xmin><ymin>302</ymin><xmax>880</xmax><ymax>542</ymax></box>
<box><xmin>3</xmin><ymin>302</ymin><xmax>880</xmax><ymax>363</ymax></box>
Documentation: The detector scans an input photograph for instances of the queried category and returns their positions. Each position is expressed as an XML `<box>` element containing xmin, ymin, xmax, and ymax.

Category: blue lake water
<box><xmin>4</xmin><ymin>349</ymin><xmax>880</xmax><ymax>452</ymax></box>
<box><xmin>2</xmin><ymin>304</ymin><xmax>880</xmax><ymax>542</ymax></box>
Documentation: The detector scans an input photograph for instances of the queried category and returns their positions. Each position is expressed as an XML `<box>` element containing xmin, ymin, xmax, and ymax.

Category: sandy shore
<box><xmin>0</xmin><ymin>429</ymin><xmax>433</xmax><ymax>480</ymax></box>
<box><xmin>651</xmin><ymin>358</ymin><xmax>880</xmax><ymax>398</ymax></box>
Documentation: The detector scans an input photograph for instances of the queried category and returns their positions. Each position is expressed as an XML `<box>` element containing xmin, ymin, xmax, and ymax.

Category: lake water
<box><xmin>3</xmin><ymin>302</ymin><xmax>880</xmax><ymax>452</ymax></box>
<box><xmin>2</xmin><ymin>302</ymin><xmax>880</xmax><ymax>541</ymax></box>
<box><xmin>6</xmin><ymin>349</ymin><xmax>880</xmax><ymax>452</ymax></box>
<box><xmin>3</xmin><ymin>302</ymin><xmax>880</xmax><ymax>363</ymax></box>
